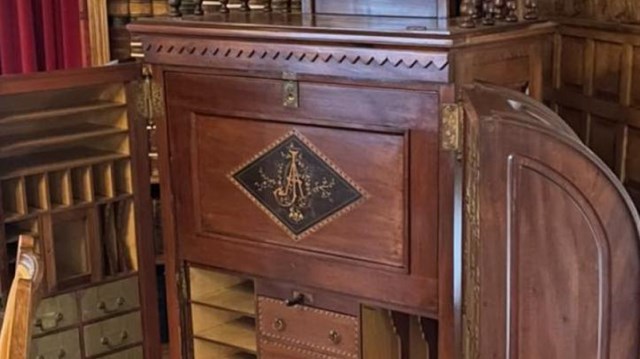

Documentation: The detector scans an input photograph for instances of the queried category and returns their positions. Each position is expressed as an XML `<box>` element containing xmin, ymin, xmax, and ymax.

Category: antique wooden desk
<box><xmin>128</xmin><ymin>3</ymin><xmax>640</xmax><ymax>358</ymax></box>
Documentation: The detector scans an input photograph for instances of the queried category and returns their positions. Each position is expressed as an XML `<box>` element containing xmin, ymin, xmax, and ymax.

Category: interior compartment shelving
<box><xmin>189</xmin><ymin>267</ymin><xmax>257</xmax><ymax>358</ymax></box>
<box><xmin>92</xmin><ymin>162</ymin><xmax>115</xmax><ymax>200</ymax></box>
<box><xmin>1</xmin><ymin>177</ymin><xmax>27</xmax><ymax>220</ymax></box>
<box><xmin>0</xmin><ymin>123</ymin><xmax>128</xmax><ymax>159</ymax></box>
<box><xmin>194</xmin><ymin>338</ymin><xmax>256</xmax><ymax>359</ymax></box>
<box><xmin>0</xmin><ymin>147</ymin><xmax>129</xmax><ymax>181</ymax></box>
<box><xmin>0</xmin><ymin>101</ymin><xmax>126</xmax><ymax>126</ymax></box>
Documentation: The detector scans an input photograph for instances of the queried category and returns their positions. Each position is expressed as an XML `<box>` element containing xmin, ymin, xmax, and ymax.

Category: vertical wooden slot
<box><xmin>92</xmin><ymin>162</ymin><xmax>114</xmax><ymax>200</ymax></box>
<box><xmin>48</xmin><ymin>170</ymin><xmax>73</xmax><ymax>208</ymax></box>
<box><xmin>362</xmin><ymin>307</ymin><xmax>402</xmax><ymax>359</ymax></box>
<box><xmin>114</xmin><ymin>199</ymin><xmax>138</xmax><ymax>272</ymax></box>
<box><xmin>71</xmin><ymin>166</ymin><xmax>94</xmax><ymax>204</ymax></box>
<box><xmin>113</xmin><ymin>159</ymin><xmax>133</xmax><ymax>195</ymax></box>
<box><xmin>1</xmin><ymin>177</ymin><xmax>27</xmax><ymax>220</ymax></box>
<box><xmin>50</xmin><ymin>209</ymin><xmax>96</xmax><ymax>288</ymax></box>
<box><xmin>25</xmin><ymin>174</ymin><xmax>49</xmax><ymax>212</ymax></box>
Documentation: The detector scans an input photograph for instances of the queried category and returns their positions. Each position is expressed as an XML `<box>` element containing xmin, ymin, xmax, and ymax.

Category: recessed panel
<box><xmin>193</xmin><ymin>116</ymin><xmax>406</xmax><ymax>268</ymax></box>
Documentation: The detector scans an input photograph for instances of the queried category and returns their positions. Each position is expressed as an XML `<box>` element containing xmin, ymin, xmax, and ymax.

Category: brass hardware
<box><xmin>442</xmin><ymin>103</ymin><xmax>463</xmax><ymax>154</ymax></box>
<box><xmin>273</xmin><ymin>318</ymin><xmax>286</xmax><ymax>332</ymax></box>
<box><xmin>328</xmin><ymin>330</ymin><xmax>342</xmax><ymax>345</ymax></box>
<box><xmin>34</xmin><ymin>312</ymin><xmax>64</xmax><ymax>330</ymax></box>
<box><xmin>139</xmin><ymin>64</ymin><xmax>166</xmax><ymax>121</ymax></box>
<box><xmin>101</xmin><ymin>330</ymin><xmax>129</xmax><ymax>348</ymax></box>
<box><xmin>35</xmin><ymin>349</ymin><xmax>65</xmax><ymax>359</ymax></box>
<box><xmin>463</xmin><ymin>101</ymin><xmax>481</xmax><ymax>359</ymax></box>
<box><xmin>283</xmin><ymin>79</ymin><xmax>299</xmax><ymax>108</ymax></box>
<box><xmin>97</xmin><ymin>296</ymin><xmax>126</xmax><ymax>313</ymax></box>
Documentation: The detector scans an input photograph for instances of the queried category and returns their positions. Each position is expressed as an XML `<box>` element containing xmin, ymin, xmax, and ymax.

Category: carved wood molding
<box><xmin>462</xmin><ymin>103</ymin><xmax>481</xmax><ymax>359</ymax></box>
<box><xmin>141</xmin><ymin>37</ymin><xmax>450</xmax><ymax>81</ymax></box>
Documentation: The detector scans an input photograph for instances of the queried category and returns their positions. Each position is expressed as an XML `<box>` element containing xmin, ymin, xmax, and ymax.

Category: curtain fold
<box><xmin>0</xmin><ymin>0</ymin><xmax>84</xmax><ymax>75</ymax></box>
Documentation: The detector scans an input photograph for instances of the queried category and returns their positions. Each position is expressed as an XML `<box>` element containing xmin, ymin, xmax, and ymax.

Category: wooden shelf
<box><xmin>194</xmin><ymin>317</ymin><xmax>257</xmax><ymax>354</ymax></box>
<box><xmin>193</xmin><ymin>339</ymin><xmax>257</xmax><ymax>359</ymax></box>
<box><xmin>0</xmin><ymin>101</ymin><xmax>126</xmax><ymax>125</ymax></box>
<box><xmin>0</xmin><ymin>147</ymin><xmax>129</xmax><ymax>180</ymax></box>
<box><xmin>5</xmin><ymin>193</ymin><xmax>133</xmax><ymax>224</ymax></box>
<box><xmin>192</xmin><ymin>282</ymin><xmax>255</xmax><ymax>317</ymax></box>
<box><xmin>0</xmin><ymin>123</ymin><xmax>128</xmax><ymax>158</ymax></box>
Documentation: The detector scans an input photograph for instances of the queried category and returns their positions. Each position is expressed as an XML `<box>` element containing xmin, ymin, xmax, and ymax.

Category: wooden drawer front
<box><xmin>33</xmin><ymin>293</ymin><xmax>78</xmax><ymax>335</ymax></box>
<box><xmin>31</xmin><ymin>329</ymin><xmax>81</xmax><ymax>359</ymax></box>
<box><xmin>258</xmin><ymin>297</ymin><xmax>359</xmax><ymax>358</ymax></box>
<box><xmin>187</xmin><ymin>116</ymin><xmax>406</xmax><ymax>268</ymax></box>
<box><xmin>83</xmin><ymin>311</ymin><xmax>143</xmax><ymax>357</ymax></box>
<box><xmin>260</xmin><ymin>338</ymin><xmax>342</xmax><ymax>359</ymax></box>
<box><xmin>98</xmin><ymin>346</ymin><xmax>143</xmax><ymax>358</ymax></box>
<box><xmin>79</xmin><ymin>276</ymin><xmax>140</xmax><ymax>321</ymax></box>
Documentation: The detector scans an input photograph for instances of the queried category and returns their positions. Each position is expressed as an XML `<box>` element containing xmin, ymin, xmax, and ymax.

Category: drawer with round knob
<box><xmin>30</xmin><ymin>329</ymin><xmax>81</xmax><ymax>359</ymax></box>
<box><xmin>78</xmin><ymin>276</ymin><xmax>140</xmax><ymax>321</ymax></box>
<box><xmin>257</xmin><ymin>296</ymin><xmax>359</xmax><ymax>359</ymax></box>
<box><xmin>83</xmin><ymin>311</ymin><xmax>143</xmax><ymax>357</ymax></box>
<box><xmin>33</xmin><ymin>293</ymin><xmax>78</xmax><ymax>335</ymax></box>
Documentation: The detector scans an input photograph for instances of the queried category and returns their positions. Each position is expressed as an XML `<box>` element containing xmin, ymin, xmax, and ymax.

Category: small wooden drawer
<box><xmin>98</xmin><ymin>346</ymin><xmax>143</xmax><ymax>358</ymax></box>
<box><xmin>33</xmin><ymin>293</ymin><xmax>78</xmax><ymax>335</ymax></box>
<box><xmin>257</xmin><ymin>297</ymin><xmax>359</xmax><ymax>359</ymax></box>
<box><xmin>31</xmin><ymin>329</ymin><xmax>81</xmax><ymax>359</ymax></box>
<box><xmin>79</xmin><ymin>276</ymin><xmax>140</xmax><ymax>321</ymax></box>
<box><xmin>260</xmin><ymin>338</ymin><xmax>341</xmax><ymax>359</ymax></box>
<box><xmin>83</xmin><ymin>311</ymin><xmax>143</xmax><ymax>357</ymax></box>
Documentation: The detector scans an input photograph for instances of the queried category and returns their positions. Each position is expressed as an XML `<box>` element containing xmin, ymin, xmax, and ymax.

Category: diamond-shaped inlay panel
<box><xmin>230</xmin><ymin>131</ymin><xmax>366</xmax><ymax>240</ymax></box>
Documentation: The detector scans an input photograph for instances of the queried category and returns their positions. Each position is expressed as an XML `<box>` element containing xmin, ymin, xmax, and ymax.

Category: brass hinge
<box><xmin>140</xmin><ymin>64</ymin><xmax>166</xmax><ymax>122</ymax></box>
<box><xmin>441</xmin><ymin>103</ymin><xmax>463</xmax><ymax>154</ymax></box>
<box><xmin>282</xmin><ymin>72</ymin><xmax>299</xmax><ymax>108</ymax></box>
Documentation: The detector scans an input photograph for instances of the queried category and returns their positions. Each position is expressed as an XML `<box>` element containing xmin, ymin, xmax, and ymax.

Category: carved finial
<box><xmin>264</xmin><ymin>0</ymin><xmax>272</xmax><ymax>11</ymax></box>
<box><xmin>220</xmin><ymin>0</ymin><xmax>229</xmax><ymax>13</ymax></box>
<box><xmin>272</xmin><ymin>0</ymin><xmax>290</xmax><ymax>12</ymax></box>
<box><xmin>505</xmin><ymin>0</ymin><xmax>518</xmax><ymax>21</ymax></box>
<box><xmin>494</xmin><ymin>0</ymin><xmax>505</xmax><ymax>19</ymax></box>
<box><xmin>193</xmin><ymin>0</ymin><xmax>204</xmax><ymax>15</ymax></box>
<box><xmin>239</xmin><ymin>0</ymin><xmax>250</xmax><ymax>11</ymax></box>
<box><xmin>460</xmin><ymin>0</ymin><xmax>478</xmax><ymax>28</ymax></box>
<box><xmin>168</xmin><ymin>0</ymin><xmax>182</xmax><ymax>16</ymax></box>
<box><xmin>472</xmin><ymin>0</ymin><xmax>483</xmax><ymax>18</ymax></box>
<box><xmin>291</xmin><ymin>0</ymin><xmax>302</xmax><ymax>12</ymax></box>
<box><xmin>524</xmin><ymin>0</ymin><xmax>539</xmax><ymax>20</ymax></box>
<box><xmin>482</xmin><ymin>0</ymin><xmax>496</xmax><ymax>25</ymax></box>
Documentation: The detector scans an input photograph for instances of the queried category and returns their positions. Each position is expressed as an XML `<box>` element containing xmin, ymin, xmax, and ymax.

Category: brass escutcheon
<box><xmin>273</xmin><ymin>318</ymin><xmax>286</xmax><ymax>332</ymax></box>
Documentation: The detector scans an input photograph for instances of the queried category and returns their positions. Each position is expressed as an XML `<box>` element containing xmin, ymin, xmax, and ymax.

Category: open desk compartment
<box><xmin>188</xmin><ymin>266</ymin><xmax>257</xmax><ymax>359</ymax></box>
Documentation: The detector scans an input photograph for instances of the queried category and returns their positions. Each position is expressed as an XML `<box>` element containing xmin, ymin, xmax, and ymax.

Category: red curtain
<box><xmin>0</xmin><ymin>0</ymin><xmax>84</xmax><ymax>75</ymax></box>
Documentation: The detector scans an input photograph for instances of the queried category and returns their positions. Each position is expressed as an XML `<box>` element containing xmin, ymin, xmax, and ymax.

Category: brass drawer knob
<box><xmin>101</xmin><ymin>330</ymin><xmax>129</xmax><ymax>348</ymax></box>
<box><xmin>328</xmin><ymin>330</ymin><xmax>342</xmax><ymax>345</ymax></box>
<box><xmin>97</xmin><ymin>296</ymin><xmax>126</xmax><ymax>313</ymax></box>
<box><xmin>272</xmin><ymin>318</ymin><xmax>286</xmax><ymax>332</ymax></box>
<box><xmin>35</xmin><ymin>349</ymin><xmax>66</xmax><ymax>359</ymax></box>
<box><xmin>34</xmin><ymin>312</ymin><xmax>64</xmax><ymax>330</ymax></box>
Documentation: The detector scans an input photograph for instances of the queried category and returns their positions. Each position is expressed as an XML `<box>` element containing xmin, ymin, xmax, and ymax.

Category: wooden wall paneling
<box><xmin>548</xmin><ymin>24</ymin><xmax>640</xmax><ymax>208</ymax></box>
<box><xmin>593</xmin><ymin>40</ymin><xmax>623</xmax><ymax>101</ymax></box>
